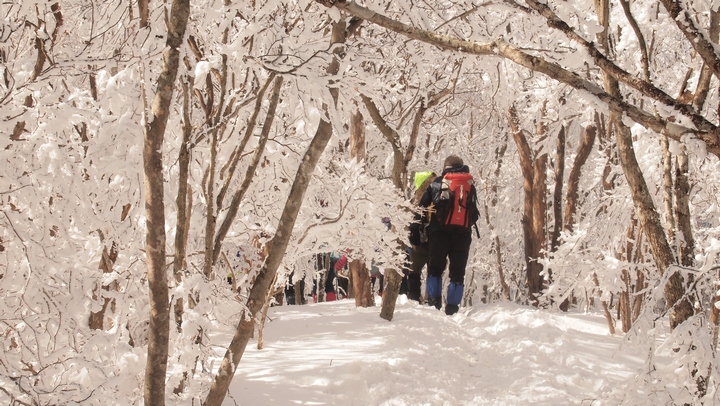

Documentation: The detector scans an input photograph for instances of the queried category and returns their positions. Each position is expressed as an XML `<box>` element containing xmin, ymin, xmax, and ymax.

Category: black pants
<box><xmin>427</xmin><ymin>228</ymin><xmax>472</xmax><ymax>284</ymax></box>
<box><xmin>406</xmin><ymin>244</ymin><xmax>429</xmax><ymax>301</ymax></box>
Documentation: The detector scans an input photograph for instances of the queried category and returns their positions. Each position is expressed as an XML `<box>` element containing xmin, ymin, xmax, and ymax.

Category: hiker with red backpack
<box><xmin>418</xmin><ymin>155</ymin><xmax>480</xmax><ymax>315</ymax></box>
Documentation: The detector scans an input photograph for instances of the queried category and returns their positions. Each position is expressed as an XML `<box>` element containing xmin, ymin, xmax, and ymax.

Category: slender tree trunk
<box><xmin>619</xmin><ymin>218</ymin><xmax>637</xmax><ymax>333</ymax></box>
<box><xmin>212</xmin><ymin>74</ymin><xmax>278</xmax><ymax>265</ymax></box>
<box><xmin>661</xmin><ymin>133</ymin><xmax>676</xmax><ymax>249</ymax></box>
<box><xmin>632</xmin><ymin>226</ymin><xmax>646</xmax><ymax>323</ymax></box>
<box><xmin>350</xmin><ymin>109</ymin><xmax>366</xmax><ymax>161</ymax></box>
<box><xmin>316</xmin><ymin>253</ymin><xmax>327</xmax><ymax>303</ymax></box>
<box><xmin>564</xmin><ymin>124</ymin><xmax>596</xmax><ymax>232</ymax></box>
<box><xmin>480</xmin><ymin>138</ymin><xmax>511</xmax><ymax>300</ymax></box>
<box><xmin>593</xmin><ymin>0</ymin><xmax>692</xmax><ymax>329</ymax></box>
<box><xmin>204</xmin><ymin>116</ymin><xmax>334</xmax><ymax>406</ymax></box>
<box><xmin>203</xmin><ymin>20</ymin><xmax>346</xmax><ymax>406</ymax></box>
<box><xmin>550</xmin><ymin>125</ymin><xmax>565</xmax><ymax>252</ymax></box>
<box><xmin>138</xmin><ymin>0</ymin><xmax>148</xmax><ymax>28</ymax></box>
<box><xmin>510</xmin><ymin>106</ymin><xmax>538</xmax><ymax>300</ymax></box>
<box><xmin>89</xmin><ymin>243</ymin><xmax>119</xmax><ymax>330</ymax></box>
<box><xmin>203</xmin><ymin>118</ymin><xmax>219</xmax><ymax>279</ymax></box>
<box><xmin>593</xmin><ymin>272</ymin><xmax>616</xmax><ymax>335</ymax></box>
<box><xmin>172</xmin><ymin>78</ymin><xmax>193</xmax><ymax>333</ymax></box>
<box><xmin>361</xmin><ymin>94</ymin><xmax>405</xmax><ymax>189</ymax></box>
<box><xmin>142</xmin><ymin>0</ymin><xmax>190</xmax><ymax>404</ymax></box>
<box><xmin>674</xmin><ymin>148</ymin><xmax>694</xmax><ymax>267</ymax></box>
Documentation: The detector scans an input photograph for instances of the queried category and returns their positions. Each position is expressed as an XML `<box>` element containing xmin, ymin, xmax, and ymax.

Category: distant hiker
<box><xmin>419</xmin><ymin>155</ymin><xmax>479</xmax><ymax>315</ymax></box>
<box><xmin>370</xmin><ymin>259</ymin><xmax>384</xmax><ymax>296</ymax></box>
<box><xmin>406</xmin><ymin>171</ymin><xmax>437</xmax><ymax>302</ymax></box>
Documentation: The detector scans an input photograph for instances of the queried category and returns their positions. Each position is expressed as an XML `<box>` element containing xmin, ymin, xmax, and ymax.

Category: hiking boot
<box><xmin>427</xmin><ymin>296</ymin><xmax>442</xmax><ymax>310</ymax></box>
<box><xmin>445</xmin><ymin>304</ymin><xmax>459</xmax><ymax>315</ymax></box>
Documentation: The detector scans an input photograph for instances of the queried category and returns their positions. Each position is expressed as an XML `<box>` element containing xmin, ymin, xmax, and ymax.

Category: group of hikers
<box><xmin>281</xmin><ymin>154</ymin><xmax>480</xmax><ymax>316</ymax></box>
<box><xmin>403</xmin><ymin>154</ymin><xmax>480</xmax><ymax>315</ymax></box>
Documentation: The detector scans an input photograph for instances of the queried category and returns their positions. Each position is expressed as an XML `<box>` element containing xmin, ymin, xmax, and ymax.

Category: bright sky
<box><xmin>218</xmin><ymin>297</ymin><xmax>647</xmax><ymax>406</ymax></box>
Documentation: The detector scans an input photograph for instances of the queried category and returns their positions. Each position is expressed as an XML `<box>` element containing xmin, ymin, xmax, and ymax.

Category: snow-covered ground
<box><xmin>223</xmin><ymin>297</ymin><xmax>646</xmax><ymax>405</ymax></box>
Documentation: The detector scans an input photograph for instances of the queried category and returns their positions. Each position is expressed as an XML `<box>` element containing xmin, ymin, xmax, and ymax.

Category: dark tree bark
<box><xmin>138</xmin><ymin>0</ymin><xmax>148</xmax><ymax>28</ymax></box>
<box><xmin>550</xmin><ymin>125</ymin><xmax>565</xmax><ymax>252</ymax></box>
<box><xmin>351</xmin><ymin>260</ymin><xmax>374</xmax><ymax>307</ymax></box>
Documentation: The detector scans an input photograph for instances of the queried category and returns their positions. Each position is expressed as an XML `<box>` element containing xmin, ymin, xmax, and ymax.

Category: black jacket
<box><xmin>418</xmin><ymin>164</ymin><xmax>479</xmax><ymax>234</ymax></box>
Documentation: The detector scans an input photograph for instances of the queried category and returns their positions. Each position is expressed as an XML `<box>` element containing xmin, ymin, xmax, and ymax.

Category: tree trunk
<box><xmin>203</xmin><ymin>114</ymin><xmax>219</xmax><ymax>279</ymax></box>
<box><xmin>380</xmin><ymin>269</ymin><xmax>402</xmax><ymax>321</ymax></box>
<box><xmin>89</xmin><ymin>243</ymin><xmax>119</xmax><ymax>330</ymax></box>
<box><xmin>550</xmin><ymin>125</ymin><xmax>565</xmax><ymax>252</ymax></box>
<box><xmin>293</xmin><ymin>272</ymin><xmax>304</xmax><ymax>305</ymax></box>
<box><xmin>360</xmin><ymin>94</ymin><xmax>405</xmax><ymax>189</ymax></box>
<box><xmin>618</xmin><ymin>218</ymin><xmax>637</xmax><ymax>333</ymax></box>
<box><xmin>203</xmin><ymin>19</ymin><xmax>346</xmax><ymax>406</ymax></box>
<box><xmin>351</xmin><ymin>260</ymin><xmax>374</xmax><ymax>307</ymax></box>
<box><xmin>564</xmin><ymin>124</ymin><xmax>596</xmax><ymax>232</ymax></box>
<box><xmin>172</xmin><ymin>77</ymin><xmax>194</xmax><ymax>333</ymax></box>
<box><xmin>480</xmin><ymin>137</ymin><xmax>511</xmax><ymax>300</ymax></box>
<box><xmin>614</xmin><ymin>113</ymin><xmax>693</xmax><ymax>328</ymax></box>
<box><xmin>661</xmin><ymin>133</ymin><xmax>676</xmax><ymax>249</ymax></box>
<box><xmin>674</xmin><ymin>149</ymin><xmax>694</xmax><ymax>267</ymax></box>
<box><xmin>508</xmin><ymin>105</ymin><xmax>546</xmax><ymax>302</ymax></box>
<box><xmin>530</xmin><ymin>151</ymin><xmax>548</xmax><ymax>297</ymax></box>
<box><xmin>593</xmin><ymin>272</ymin><xmax>616</xmax><ymax>335</ymax></box>
<box><xmin>593</xmin><ymin>0</ymin><xmax>692</xmax><ymax>329</ymax></box>
<box><xmin>204</xmin><ymin>116</ymin><xmax>333</xmax><ymax>406</ymax></box>
<box><xmin>350</xmin><ymin>109</ymin><xmax>366</xmax><ymax>161</ymax></box>
<box><xmin>316</xmin><ymin>253</ymin><xmax>327</xmax><ymax>303</ymax></box>
<box><xmin>142</xmin><ymin>0</ymin><xmax>190</xmax><ymax>403</ymax></box>
<box><xmin>257</xmin><ymin>259</ymin><xmax>276</xmax><ymax>351</ymax></box>
<box><xmin>212</xmin><ymin>74</ymin><xmax>278</xmax><ymax>265</ymax></box>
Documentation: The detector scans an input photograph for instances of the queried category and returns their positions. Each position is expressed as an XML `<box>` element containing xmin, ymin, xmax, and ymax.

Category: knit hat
<box><xmin>414</xmin><ymin>171</ymin><xmax>434</xmax><ymax>189</ymax></box>
<box><xmin>443</xmin><ymin>155</ymin><xmax>463</xmax><ymax>168</ymax></box>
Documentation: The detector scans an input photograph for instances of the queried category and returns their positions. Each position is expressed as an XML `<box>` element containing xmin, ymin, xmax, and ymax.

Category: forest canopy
<box><xmin>1</xmin><ymin>0</ymin><xmax>720</xmax><ymax>404</ymax></box>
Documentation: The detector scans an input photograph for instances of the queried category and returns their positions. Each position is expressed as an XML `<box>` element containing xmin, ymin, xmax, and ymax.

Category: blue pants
<box><xmin>426</xmin><ymin>228</ymin><xmax>471</xmax><ymax>305</ymax></box>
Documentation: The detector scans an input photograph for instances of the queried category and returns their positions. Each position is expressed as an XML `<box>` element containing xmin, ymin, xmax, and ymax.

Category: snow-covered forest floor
<box><xmin>217</xmin><ymin>297</ymin><xmax>653</xmax><ymax>406</ymax></box>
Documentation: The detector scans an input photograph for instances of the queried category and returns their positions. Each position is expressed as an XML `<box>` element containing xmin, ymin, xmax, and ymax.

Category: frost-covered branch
<box><xmin>314</xmin><ymin>0</ymin><xmax>720</xmax><ymax>158</ymax></box>
<box><xmin>659</xmin><ymin>0</ymin><xmax>720</xmax><ymax>81</ymax></box>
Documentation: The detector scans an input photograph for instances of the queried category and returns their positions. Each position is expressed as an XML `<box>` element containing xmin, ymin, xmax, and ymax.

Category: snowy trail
<box><xmin>224</xmin><ymin>298</ymin><xmax>644</xmax><ymax>405</ymax></box>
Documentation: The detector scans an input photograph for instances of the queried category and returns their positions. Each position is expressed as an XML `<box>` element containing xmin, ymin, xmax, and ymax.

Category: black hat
<box><xmin>443</xmin><ymin>155</ymin><xmax>463</xmax><ymax>168</ymax></box>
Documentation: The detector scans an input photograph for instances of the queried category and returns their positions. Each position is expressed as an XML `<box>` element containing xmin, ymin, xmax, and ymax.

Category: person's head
<box><xmin>443</xmin><ymin>155</ymin><xmax>463</xmax><ymax>169</ymax></box>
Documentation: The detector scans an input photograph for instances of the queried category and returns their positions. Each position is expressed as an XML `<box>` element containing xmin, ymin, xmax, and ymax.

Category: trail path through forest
<box><xmin>218</xmin><ymin>298</ymin><xmax>645</xmax><ymax>405</ymax></box>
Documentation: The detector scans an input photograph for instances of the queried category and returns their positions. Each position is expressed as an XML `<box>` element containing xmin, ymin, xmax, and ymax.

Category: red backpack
<box><xmin>432</xmin><ymin>172</ymin><xmax>477</xmax><ymax>229</ymax></box>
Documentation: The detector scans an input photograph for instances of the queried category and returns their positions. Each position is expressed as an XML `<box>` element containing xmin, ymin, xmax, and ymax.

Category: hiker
<box><xmin>370</xmin><ymin>259</ymin><xmax>384</xmax><ymax>297</ymax></box>
<box><xmin>324</xmin><ymin>264</ymin><xmax>338</xmax><ymax>302</ymax></box>
<box><xmin>406</xmin><ymin>171</ymin><xmax>437</xmax><ymax>302</ymax></box>
<box><xmin>418</xmin><ymin>155</ymin><xmax>479</xmax><ymax>315</ymax></box>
